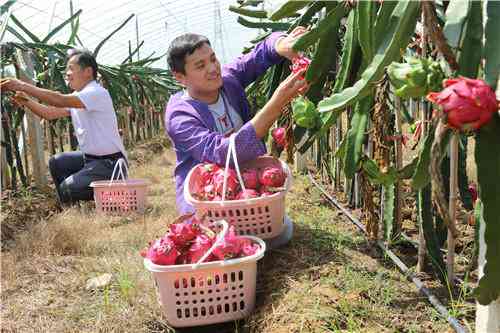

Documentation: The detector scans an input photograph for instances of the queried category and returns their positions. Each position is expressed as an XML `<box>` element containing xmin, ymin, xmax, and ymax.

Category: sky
<box><xmin>1</xmin><ymin>0</ymin><xmax>285</xmax><ymax>68</ymax></box>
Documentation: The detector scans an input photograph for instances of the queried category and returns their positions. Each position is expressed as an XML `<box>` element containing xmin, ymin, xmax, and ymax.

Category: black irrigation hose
<box><xmin>307</xmin><ymin>172</ymin><xmax>468</xmax><ymax>333</ymax></box>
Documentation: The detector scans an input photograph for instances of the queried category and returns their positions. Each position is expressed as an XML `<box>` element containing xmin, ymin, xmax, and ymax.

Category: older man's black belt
<box><xmin>84</xmin><ymin>152</ymin><xmax>124</xmax><ymax>160</ymax></box>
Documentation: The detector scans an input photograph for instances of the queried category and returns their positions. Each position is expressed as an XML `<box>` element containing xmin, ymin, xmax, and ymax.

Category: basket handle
<box><xmin>192</xmin><ymin>219</ymin><xmax>229</xmax><ymax>269</ymax></box>
<box><xmin>108</xmin><ymin>158</ymin><xmax>128</xmax><ymax>185</ymax></box>
<box><xmin>221</xmin><ymin>134</ymin><xmax>252</xmax><ymax>202</ymax></box>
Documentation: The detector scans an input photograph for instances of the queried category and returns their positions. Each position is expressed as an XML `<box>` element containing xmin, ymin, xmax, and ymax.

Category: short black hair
<box><xmin>167</xmin><ymin>33</ymin><xmax>211</xmax><ymax>74</ymax></box>
<box><xmin>67</xmin><ymin>49</ymin><xmax>98</xmax><ymax>80</ymax></box>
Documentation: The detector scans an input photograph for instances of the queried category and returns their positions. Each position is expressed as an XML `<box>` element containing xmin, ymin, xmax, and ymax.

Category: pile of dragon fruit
<box><xmin>191</xmin><ymin>163</ymin><xmax>287</xmax><ymax>201</ymax></box>
<box><xmin>140</xmin><ymin>216</ymin><xmax>260</xmax><ymax>266</ymax></box>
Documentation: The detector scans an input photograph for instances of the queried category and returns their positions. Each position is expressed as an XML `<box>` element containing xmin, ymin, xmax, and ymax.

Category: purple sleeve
<box><xmin>223</xmin><ymin>32</ymin><xmax>286</xmax><ymax>89</ymax></box>
<box><xmin>167</xmin><ymin>110</ymin><xmax>266</xmax><ymax>165</ymax></box>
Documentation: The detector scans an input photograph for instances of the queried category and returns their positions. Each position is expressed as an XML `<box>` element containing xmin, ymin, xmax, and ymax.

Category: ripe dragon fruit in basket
<box><xmin>235</xmin><ymin>189</ymin><xmax>260</xmax><ymax>200</ymax></box>
<box><xmin>259</xmin><ymin>166</ymin><xmax>286</xmax><ymax>188</ymax></box>
<box><xmin>212</xmin><ymin>226</ymin><xmax>242</xmax><ymax>260</ymax></box>
<box><xmin>240</xmin><ymin>238</ymin><xmax>260</xmax><ymax>257</ymax></box>
<box><xmin>141</xmin><ymin>219</ymin><xmax>261</xmax><ymax>265</ymax></box>
<box><xmin>141</xmin><ymin>236</ymin><xmax>180</xmax><ymax>265</ymax></box>
<box><xmin>167</xmin><ymin>220</ymin><xmax>201</xmax><ymax>247</ymax></box>
<box><xmin>241</xmin><ymin>168</ymin><xmax>259</xmax><ymax>190</ymax></box>
<box><xmin>199</xmin><ymin>163</ymin><xmax>220</xmax><ymax>185</ymax></box>
<box><xmin>212</xmin><ymin>168</ymin><xmax>240</xmax><ymax>198</ymax></box>
<box><xmin>187</xmin><ymin>234</ymin><xmax>215</xmax><ymax>264</ymax></box>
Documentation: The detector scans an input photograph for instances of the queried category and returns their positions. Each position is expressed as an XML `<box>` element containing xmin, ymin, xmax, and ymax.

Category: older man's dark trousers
<box><xmin>48</xmin><ymin>151</ymin><xmax>125</xmax><ymax>205</ymax></box>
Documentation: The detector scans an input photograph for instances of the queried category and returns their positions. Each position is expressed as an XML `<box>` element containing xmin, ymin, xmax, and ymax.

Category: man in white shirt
<box><xmin>2</xmin><ymin>49</ymin><xmax>127</xmax><ymax>206</ymax></box>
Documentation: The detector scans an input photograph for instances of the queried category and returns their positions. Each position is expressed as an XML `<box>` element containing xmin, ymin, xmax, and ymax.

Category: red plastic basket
<box><xmin>90</xmin><ymin>158</ymin><xmax>149</xmax><ymax>214</ymax></box>
<box><xmin>184</xmin><ymin>135</ymin><xmax>292</xmax><ymax>239</ymax></box>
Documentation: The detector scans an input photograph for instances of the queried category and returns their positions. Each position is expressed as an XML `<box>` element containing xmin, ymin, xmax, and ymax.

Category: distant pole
<box><xmin>135</xmin><ymin>16</ymin><xmax>140</xmax><ymax>61</ymax></box>
<box><xmin>48</xmin><ymin>1</ymin><xmax>58</xmax><ymax>34</ymax></box>
<box><xmin>165</xmin><ymin>22</ymin><xmax>168</xmax><ymax>68</ymax></box>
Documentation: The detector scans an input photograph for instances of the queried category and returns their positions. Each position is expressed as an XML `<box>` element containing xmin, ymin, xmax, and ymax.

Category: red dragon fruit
<box><xmin>239</xmin><ymin>238</ymin><xmax>260</xmax><ymax>257</ymax></box>
<box><xmin>212</xmin><ymin>226</ymin><xmax>242</xmax><ymax>260</ymax></box>
<box><xmin>291</xmin><ymin>56</ymin><xmax>311</xmax><ymax>80</ymax></box>
<box><xmin>426</xmin><ymin>77</ymin><xmax>498</xmax><ymax>131</ymax></box>
<box><xmin>199</xmin><ymin>163</ymin><xmax>220</xmax><ymax>185</ymax></box>
<box><xmin>168</xmin><ymin>221</ymin><xmax>201</xmax><ymax>247</ymax></box>
<box><xmin>468</xmin><ymin>183</ymin><xmax>478</xmax><ymax>205</ymax></box>
<box><xmin>241</xmin><ymin>168</ymin><xmax>259</xmax><ymax>189</ymax></box>
<box><xmin>212</xmin><ymin>168</ymin><xmax>240</xmax><ymax>198</ymax></box>
<box><xmin>187</xmin><ymin>234</ymin><xmax>214</xmax><ymax>264</ymax></box>
<box><xmin>141</xmin><ymin>236</ymin><xmax>180</xmax><ymax>265</ymax></box>
<box><xmin>235</xmin><ymin>189</ymin><xmax>260</xmax><ymax>200</ymax></box>
<box><xmin>259</xmin><ymin>166</ymin><xmax>286</xmax><ymax>188</ymax></box>
<box><xmin>272</xmin><ymin>127</ymin><xmax>287</xmax><ymax>148</ymax></box>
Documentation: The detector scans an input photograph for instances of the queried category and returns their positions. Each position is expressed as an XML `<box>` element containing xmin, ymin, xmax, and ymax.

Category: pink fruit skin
<box><xmin>240</xmin><ymin>238</ymin><xmax>260</xmax><ymax>256</ymax></box>
<box><xmin>427</xmin><ymin>77</ymin><xmax>498</xmax><ymax>131</ymax></box>
<box><xmin>236</xmin><ymin>189</ymin><xmax>260</xmax><ymax>200</ymax></box>
<box><xmin>212</xmin><ymin>168</ymin><xmax>239</xmax><ymax>197</ymax></box>
<box><xmin>259</xmin><ymin>166</ymin><xmax>286</xmax><ymax>188</ymax></box>
<box><xmin>144</xmin><ymin>237</ymin><xmax>180</xmax><ymax>265</ymax></box>
<box><xmin>187</xmin><ymin>234</ymin><xmax>214</xmax><ymax>264</ymax></box>
<box><xmin>272</xmin><ymin>127</ymin><xmax>287</xmax><ymax>148</ymax></box>
<box><xmin>199</xmin><ymin>163</ymin><xmax>220</xmax><ymax>185</ymax></box>
<box><xmin>212</xmin><ymin>226</ymin><xmax>242</xmax><ymax>260</ymax></box>
<box><xmin>242</xmin><ymin>168</ymin><xmax>259</xmax><ymax>189</ymax></box>
<box><xmin>168</xmin><ymin>222</ymin><xmax>201</xmax><ymax>247</ymax></box>
<box><xmin>290</xmin><ymin>56</ymin><xmax>311</xmax><ymax>80</ymax></box>
<box><xmin>468</xmin><ymin>183</ymin><xmax>478</xmax><ymax>204</ymax></box>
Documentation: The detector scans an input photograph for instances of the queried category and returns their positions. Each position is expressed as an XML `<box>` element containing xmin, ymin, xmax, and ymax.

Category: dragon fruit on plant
<box><xmin>426</xmin><ymin>77</ymin><xmax>499</xmax><ymax>131</ymax></box>
<box><xmin>259</xmin><ymin>166</ymin><xmax>286</xmax><ymax>188</ymax></box>
<box><xmin>290</xmin><ymin>55</ymin><xmax>311</xmax><ymax>80</ymax></box>
<box><xmin>272</xmin><ymin>127</ymin><xmax>287</xmax><ymax>148</ymax></box>
<box><xmin>387</xmin><ymin>57</ymin><xmax>444</xmax><ymax>99</ymax></box>
<box><xmin>468</xmin><ymin>183</ymin><xmax>478</xmax><ymax>205</ymax></box>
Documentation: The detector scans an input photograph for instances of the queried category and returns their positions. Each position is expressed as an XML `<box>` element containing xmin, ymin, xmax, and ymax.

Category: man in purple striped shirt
<box><xmin>165</xmin><ymin>27</ymin><xmax>308</xmax><ymax>217</ymax></box>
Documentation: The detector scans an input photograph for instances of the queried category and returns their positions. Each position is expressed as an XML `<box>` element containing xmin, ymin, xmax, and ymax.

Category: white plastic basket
<box><xmin>184</xmin><ymin>134</ymin><xmax>292</xmax><ymax>239</ymax></box>
<box><xmin>144</xmin><ymin>220</ymin><xmax>266</xmax><ymax>327</ymax></box>
<box><xmin>90</xmin><ymin>158</ymin><xmax>149</xmax><ymax>214</ymax></box>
